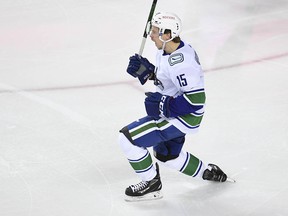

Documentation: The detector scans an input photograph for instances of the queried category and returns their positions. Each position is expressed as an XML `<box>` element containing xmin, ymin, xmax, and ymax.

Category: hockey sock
<box><xmin>158</xmin><ymin>150</ymin><xmax>206</xmax><ymax>178</ymax></box>
<box><xmin>119</xmin><ymin>133</ymin><xmax>156</xmax><ymax>181</ymax></box>
<box><xmin>179</xmin><ymin>152</ymin><xmax>206</xmax><ymax>178</ymax></box>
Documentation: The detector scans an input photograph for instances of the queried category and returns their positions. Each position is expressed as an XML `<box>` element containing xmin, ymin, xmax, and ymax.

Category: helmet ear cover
<box><xmin>159</xmin><ymin>28</ymin><xmax>164</xmax><ymax>36</ymax></box>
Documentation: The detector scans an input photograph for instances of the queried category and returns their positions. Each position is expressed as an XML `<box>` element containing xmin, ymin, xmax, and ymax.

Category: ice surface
<box><xmin>0</xmin><ymin>0</ymin><xmax>288</xmax><ymax>215</ymax></box>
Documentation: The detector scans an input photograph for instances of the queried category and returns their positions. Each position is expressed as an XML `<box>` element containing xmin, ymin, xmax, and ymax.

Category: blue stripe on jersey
<box><xmin>184</xmin><ymin>88</ymin><xmax>205</xmax><ymax>94</ymax></box>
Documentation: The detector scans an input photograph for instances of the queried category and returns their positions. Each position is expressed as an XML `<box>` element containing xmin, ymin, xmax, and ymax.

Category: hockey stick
<box><xmin>138</xmin><ymin>0</ymin><xmax>158</xmax><ymax>55</ymax></box>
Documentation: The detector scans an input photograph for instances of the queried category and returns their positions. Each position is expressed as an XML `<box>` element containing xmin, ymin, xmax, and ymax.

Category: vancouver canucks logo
<box><xmin>168</xmin><ymin>53</ymin><xmax>184</xmax><ymax>66</ymax></box>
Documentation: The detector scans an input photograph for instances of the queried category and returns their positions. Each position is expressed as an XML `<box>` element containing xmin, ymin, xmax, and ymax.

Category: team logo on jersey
<box><xmin>168</xmin><ymin>53</ymin><xmax>184</xmax><ymax>66</ymax></box>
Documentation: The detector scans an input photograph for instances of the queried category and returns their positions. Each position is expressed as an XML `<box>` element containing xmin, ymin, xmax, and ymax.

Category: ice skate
<box><xmin>125</xmin><ymin>163</ymin><xmax>163</xmax><ymax>202</ymax></box>
<box><xmin>202</xmin><ymin>164</ymin><xmax>228</xmax><ymax>182</ymax></box>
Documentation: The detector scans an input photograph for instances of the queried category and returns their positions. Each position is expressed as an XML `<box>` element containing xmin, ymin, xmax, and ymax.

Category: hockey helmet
<box><xmin>151</xmin><ymin>12</ymin><xmax>182</xmax><ymax>41</ymax></box>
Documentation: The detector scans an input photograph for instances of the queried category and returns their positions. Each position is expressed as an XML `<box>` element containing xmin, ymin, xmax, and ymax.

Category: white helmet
<box><xmin>151</xmin><ymin>12</ymin><xmax>182</xmax><ymax>41</ymax></box>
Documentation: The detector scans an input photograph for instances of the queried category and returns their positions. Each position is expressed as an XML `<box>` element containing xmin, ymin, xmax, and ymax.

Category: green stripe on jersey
<box><xmin>178</xmin><ymin>114</ymin><xmax>204</xmax><ymax>127</ymax></box>
<box><xmin>184</xmin><ymin>91</ymin><xmax>206</xmax><ymax>105</ymax></box>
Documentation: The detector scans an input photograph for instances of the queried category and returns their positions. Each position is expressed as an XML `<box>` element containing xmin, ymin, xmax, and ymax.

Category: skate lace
<box><xmin>131</xmin><ymin>181</ymin><xmax>149</xmax><ymax>192</ymax></box>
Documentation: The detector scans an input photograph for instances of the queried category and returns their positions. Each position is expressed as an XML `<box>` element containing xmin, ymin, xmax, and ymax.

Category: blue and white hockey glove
<box><xmin>144</xmin><ymin>92</ymin><xmax>172</xmax><ymax>118</ymax></box>
<box><xmin>127</xmin><ymin>54</ymin><xmax>155</xmax><ymax>85</ymax></box>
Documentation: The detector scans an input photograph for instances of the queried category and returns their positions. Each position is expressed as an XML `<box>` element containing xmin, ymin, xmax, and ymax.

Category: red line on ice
<box><xmin>1</xmin><ymin>52</ymin><xmax>287</xmax><ymax>94</ymax></box>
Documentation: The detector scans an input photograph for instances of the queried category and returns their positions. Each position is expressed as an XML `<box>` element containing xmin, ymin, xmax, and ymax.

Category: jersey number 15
<box><xmin>176</xmin><ymin>74</ymin><xmax>187</xmax><ymax>87</ymax></box>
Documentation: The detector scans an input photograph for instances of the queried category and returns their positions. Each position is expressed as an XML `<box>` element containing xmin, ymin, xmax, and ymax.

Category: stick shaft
<box><xmin>138</xmin><ymin>0</ymin><xmax>157</xmax><ymax>55</ymax></box>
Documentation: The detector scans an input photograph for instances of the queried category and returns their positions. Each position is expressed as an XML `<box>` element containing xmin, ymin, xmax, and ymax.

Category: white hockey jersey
<box><xmin>154</xmin><ymin>41</ymin><xmax>206</xmax><ymax>134</ymax></box>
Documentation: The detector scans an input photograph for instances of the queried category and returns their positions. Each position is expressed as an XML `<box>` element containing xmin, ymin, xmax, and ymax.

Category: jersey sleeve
<box><xmin>167</xmin><ymin>88</ymin><xmax>205</xmax><ymax>117</ymax></box>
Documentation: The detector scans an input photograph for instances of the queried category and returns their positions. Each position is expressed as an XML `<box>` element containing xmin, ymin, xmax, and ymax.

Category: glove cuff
<box><xmin>159</xmin><ymin>95</ymin><xmax>171</xmax><ymax>117</ymax></box>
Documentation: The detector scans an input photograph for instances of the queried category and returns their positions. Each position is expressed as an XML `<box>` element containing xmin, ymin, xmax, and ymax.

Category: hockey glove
<box><xmin>127</xmin><ymin>54</ymin><xmax>155</xmax><ymax>85</ymax></box>
<box><xmin>144</xmin><ymin>92</ymin><xmax>172</xmax><ymax>118</ymax></box>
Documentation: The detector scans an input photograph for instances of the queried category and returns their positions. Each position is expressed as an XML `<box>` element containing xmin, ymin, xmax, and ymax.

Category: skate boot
<box><xmin>202</xmin><ymin>164</ymin><xmax>227</xmax><ymax>182</ymax></box>
<box><xmin>125</xmin><ymin>163</ymin><xmax>162</xmax><ymax>201</ymax></box>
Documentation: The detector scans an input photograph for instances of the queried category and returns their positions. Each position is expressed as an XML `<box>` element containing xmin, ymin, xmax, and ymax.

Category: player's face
<box><xmin>150</xmin><ymin>26</ymin><xmax>163</xmax><ymax>50</ymax></box>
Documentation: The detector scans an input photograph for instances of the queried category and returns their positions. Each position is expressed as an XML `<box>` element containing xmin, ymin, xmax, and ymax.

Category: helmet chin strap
<box><xmin>158</xmin><ymin>29</ymin><xmax>174</xmax><ymax>51</ymax></box>
<box><xmin>161</xmin><ymin>41</ymin><xmax>166</xmax><ymax>52</ymax></box>
<box><xmin>160</xmin><ymin>37</ymin><xmax>175</xmax><ymax>52</ymax></box>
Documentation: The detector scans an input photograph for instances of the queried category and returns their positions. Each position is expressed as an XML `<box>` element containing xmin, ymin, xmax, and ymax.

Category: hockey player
<box><xmin>119</xmin><ymin>12</ymin><xmax>228</xmax><ymax>201</ymax></box>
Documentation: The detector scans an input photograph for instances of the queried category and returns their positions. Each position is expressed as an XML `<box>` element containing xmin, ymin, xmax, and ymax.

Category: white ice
<box><xmin>0</xmin><ymin>0</ymin><xmax>288</xmax><ymax>216</ymax></box>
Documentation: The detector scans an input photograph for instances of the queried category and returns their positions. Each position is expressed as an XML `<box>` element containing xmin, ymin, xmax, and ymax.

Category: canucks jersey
<box><xmin>154</xmin><ymin>41</ymin><xmax>205</xmax><ymax>134</ymax></box>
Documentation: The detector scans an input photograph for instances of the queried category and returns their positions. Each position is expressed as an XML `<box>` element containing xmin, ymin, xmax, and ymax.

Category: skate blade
<box><xmin>124</xmin><ymin>191</ymin><xmax>163</xmax><ymax>202</ymax></box>
<box><xmin>226</xmin><ymin>177</ymin><xmax>236</xmax><ymax>183</ymax></box>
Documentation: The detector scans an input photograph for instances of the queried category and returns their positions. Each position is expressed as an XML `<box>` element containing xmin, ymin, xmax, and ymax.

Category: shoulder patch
<box><xmin>168</xmin><ymin>53</ymin><xmax>184</xmax><ymax>66</ymax></box>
